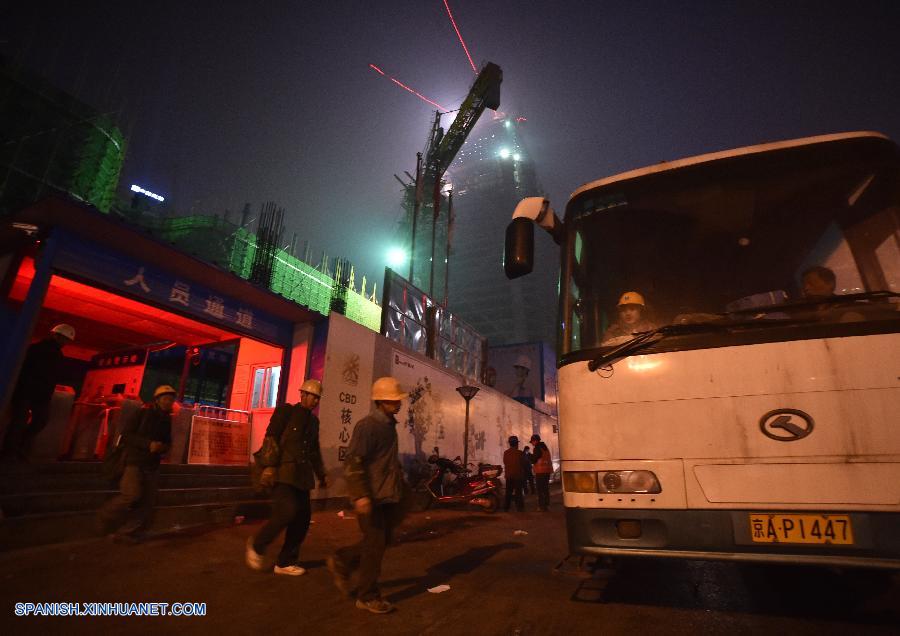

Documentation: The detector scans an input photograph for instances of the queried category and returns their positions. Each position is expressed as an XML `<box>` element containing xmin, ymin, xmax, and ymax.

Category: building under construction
<box><xmin>397</xmin><ymin>113</ymin><xmax>555</xmax><ymax>348</ymax></box>
<box><xmin>448</xmin><ymin>114</ymin><xmax>554</xmax><ymax>347</ymax></box>
<box><xmin>0</xmin><ymin>60</ymin><xmax>126</xmax><ymax>217</ymax></box>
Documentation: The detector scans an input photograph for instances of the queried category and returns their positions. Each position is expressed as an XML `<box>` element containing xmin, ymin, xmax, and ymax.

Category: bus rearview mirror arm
<box><xmin>504</xmin><ymin>197</ymin><xmax>563</xmax><ymax>280</ymax></box>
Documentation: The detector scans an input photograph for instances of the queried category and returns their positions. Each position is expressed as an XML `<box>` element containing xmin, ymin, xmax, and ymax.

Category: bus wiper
<box><xmin>587</xmin><ymin>323</ymin><xmax>728</xmax><ymax>371</ymax></box>
<box><xmin>729</xmin><ymin>290</ymin><xmax>900</xmax><ymax>316</ymax></box>
<box><xmin>586</xmin><ymin>316</ymin><xmax>820</xmax><ymax>371</ymax></box>
<box><xmin>800</xmin><ymin>290</ymin><xmax>900</xmax><ymax>307</ymax></box>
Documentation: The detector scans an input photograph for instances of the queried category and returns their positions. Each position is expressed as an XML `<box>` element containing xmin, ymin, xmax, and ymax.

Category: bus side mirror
<box><xmin>504</xmin><ymin>217</ymin><xmax>534</xmax><ymax>279</ymax></box>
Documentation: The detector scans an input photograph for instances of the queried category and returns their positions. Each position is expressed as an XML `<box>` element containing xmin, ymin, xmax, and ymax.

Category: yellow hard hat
<box><xmin>371</xmin><ymin>377</ymin><xmax>408</xmax><ymax>401</ymax></box>
<box><xmin>300</xmin><ymin>378</ymin><xmax>322</xmax><ymax>397</ymax></box>
<box><xmin>617</xmin><ymin>291</ymin><xmax>645</xmax><ymax>307</ymax></box>
<box><xmin>153</xmin><ymin>385</ymin><xmax>177</xmax><ymax>399</ymax></box>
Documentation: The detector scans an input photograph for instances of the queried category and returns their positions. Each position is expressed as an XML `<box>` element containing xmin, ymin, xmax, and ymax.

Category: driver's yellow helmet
<box><xmin>617</xmin><ymin>291</ymin><xmax>646</xmax><ymax>307</ymax></box>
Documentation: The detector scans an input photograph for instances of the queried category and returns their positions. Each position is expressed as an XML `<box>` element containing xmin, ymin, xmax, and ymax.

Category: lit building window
<box><xmin>250</xmin><ymin>365</ymin><xmax>281</xmax><ymax>409</ymax></box>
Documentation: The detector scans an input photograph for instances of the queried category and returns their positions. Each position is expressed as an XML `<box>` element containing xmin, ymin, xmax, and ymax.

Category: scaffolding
<box><xmin>1</xmin><ymin>62</ymin><xmax>125</xmax><ymax>216</ymax></box>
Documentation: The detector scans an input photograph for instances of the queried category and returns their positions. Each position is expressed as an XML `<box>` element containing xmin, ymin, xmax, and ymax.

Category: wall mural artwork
<box><xmin>393</xmin><ymin>352</ymin><xmax>463</xmax><ymax>465</ymax></box>
<box><xmin>406</xmin><ymin>376</ymin><xmax>449</xmax><ymax>460</ymax></box>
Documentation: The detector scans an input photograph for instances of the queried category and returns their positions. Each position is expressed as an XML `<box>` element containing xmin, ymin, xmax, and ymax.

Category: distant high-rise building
<box><xmin>444</xmin><ymin>114</ymin><xmax>557</xmax><ymax>349</ymax></box>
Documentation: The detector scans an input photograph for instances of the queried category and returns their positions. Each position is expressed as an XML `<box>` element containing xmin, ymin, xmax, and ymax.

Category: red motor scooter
<box><xmin>421</xmin><ymin>449</ymin><xmax>503</xmax><ymax>513</ymax></box>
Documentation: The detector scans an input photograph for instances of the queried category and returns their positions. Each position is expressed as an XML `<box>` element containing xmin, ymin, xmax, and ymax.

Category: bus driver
<box><xmin>602</xmin><ymin>291</ymin><xmax>657</xmax><ymax>345</ymax></box>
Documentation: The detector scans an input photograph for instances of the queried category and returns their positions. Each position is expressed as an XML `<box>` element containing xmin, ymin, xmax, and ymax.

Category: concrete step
<box><xmin>0</xmin><ymin>471</ymin><xmax>251</xmax><ymax>494</ymax></box>
<box><xmin>0</xmin><ymin>461</ymin><xmax>251</xmax><ymax>476</ymax></box>
<box><xmin>0</xmin><ymin>461</ymin><xmax>252</xmax><ymax>494</ymax></box>
<box><xmin>0</xmin><ymin>500</ymin><xmax>272</xmax><ymax>553</ymax></box>
<box><xmin>0</xmin><ymin>486</ymin><xmax>264</xmax><ymax>517</ymax></box>
<box><xmin>0</xmin><ymin>461</ymin><xmax>269</xmax><ymax>552</ymax></box>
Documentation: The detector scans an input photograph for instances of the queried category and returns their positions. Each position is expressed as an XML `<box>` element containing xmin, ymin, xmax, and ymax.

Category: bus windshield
<box><xmin>562</xmin><ymin>139</ymin><xmax>900</xmax><ymax>357</ymax></box>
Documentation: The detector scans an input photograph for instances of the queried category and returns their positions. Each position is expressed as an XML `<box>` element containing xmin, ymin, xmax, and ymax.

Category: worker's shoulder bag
<box><xmin>101</xmin><ymin>408</ymin><xmax>149</xmax><ymax>483</ymax></box>
<box><xmin>101</xmin><ymin>439</ymin><xmax>127</xmax><ymax>484</ymax></box>
<box><xmin>250</xmin><ymin>405</ymin><xmax>294</xmax><ymax>494</ymax></box>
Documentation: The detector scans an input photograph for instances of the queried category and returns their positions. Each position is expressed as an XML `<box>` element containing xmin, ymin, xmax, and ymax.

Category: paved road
<box><xmin>1</xmin><ymin>494</ymin><xmax>898</xmax><ymax>635</ymax></box>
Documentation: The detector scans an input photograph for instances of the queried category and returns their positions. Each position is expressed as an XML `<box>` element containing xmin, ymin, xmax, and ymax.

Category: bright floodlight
<box><xmin>499</xmin><ymin>148</ymin><xmax>511</xmax><ymax>159</ymax></box>
<box><xmin>130</xmin><ymin>184</ymin><xmax>165</xmax><ymax>202</ymax></box>
<box><xmin>387</xmin><ymin>247</ymin><xmax>408</xmax><ymax>268</ymax></box>
<box><xmin>513</xmin><ymin>153</ymin><xmax>522</xmax><ymax>161</ymax></box>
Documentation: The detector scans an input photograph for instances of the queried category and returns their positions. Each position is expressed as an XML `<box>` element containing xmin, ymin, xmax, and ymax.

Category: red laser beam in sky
<box><xmin>369</xmin><ymin>63</ymin><xmax>450</xmax><ymax>111</ymax></box>
<box><xmin>443</xmin><ymin>0</ymin><xmax>477</xmax><ymax>74</ymax></box>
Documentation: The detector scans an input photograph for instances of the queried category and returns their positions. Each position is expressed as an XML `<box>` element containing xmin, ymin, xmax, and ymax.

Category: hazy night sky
<box><xmin>4</xmin><ymin>1</ymin><xmax>899</xmax><ymax>285</ymax></box>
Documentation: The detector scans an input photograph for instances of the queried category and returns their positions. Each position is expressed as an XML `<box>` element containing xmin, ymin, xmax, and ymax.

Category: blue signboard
<box><xmin>53</xmin><ymin>232</ymin><xmax>291</xmax><ymax>344</ymax></box>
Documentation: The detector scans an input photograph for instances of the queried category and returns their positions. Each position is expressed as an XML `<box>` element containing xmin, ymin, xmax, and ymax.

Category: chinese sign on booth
<box><xmin>54</xmin><ymin>234</ymin><xmax>291</xmax><ymax>344</ymax></box>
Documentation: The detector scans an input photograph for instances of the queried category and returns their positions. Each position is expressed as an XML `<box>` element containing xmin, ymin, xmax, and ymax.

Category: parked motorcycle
<box><xmin>419</xmin><ymin>448</ymin><xmax>503</xmax><ymax>513</ymax></box>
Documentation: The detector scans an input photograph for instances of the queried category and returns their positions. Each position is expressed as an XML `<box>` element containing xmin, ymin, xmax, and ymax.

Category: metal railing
<box><xmin>59</xmin><ymin>400</ymin><xmax>130</xmax><ymax>460</ymax></box>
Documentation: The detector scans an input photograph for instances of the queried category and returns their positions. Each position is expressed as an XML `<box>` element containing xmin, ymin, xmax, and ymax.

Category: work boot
<box><xmin>326</xmin><ymin>556</ymin><xmax>353</xmax><ymax>598</ymax></box>
<box><xmin>245</xmin><ymin>537</ymin><xmax>265</xmax><ymax>571</ymax></box>
<box><xmin>355</xmin><ymin>598</ymin><xmax>395</xmax><ymax>614</ymax></box>
<box><xmin>274</xmin><ymin>564</ymin><xmax>306</xmax><ymax>576</ymax></box>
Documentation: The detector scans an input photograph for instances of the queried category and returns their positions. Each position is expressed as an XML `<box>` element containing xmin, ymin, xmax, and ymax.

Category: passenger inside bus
<box><xmin>602</xmin><ymin>291</ymin><xmax>658</xmax><ymax>345</ymax></box>
<box><xmin>801</xmin><ymin>266</ymin><xmax>836</xmax><ymax>300</ymax></box>
<box><xmin>798</xmin><ymin>265</ymin><xmax>874</xmax><ymax>323</ymax></box>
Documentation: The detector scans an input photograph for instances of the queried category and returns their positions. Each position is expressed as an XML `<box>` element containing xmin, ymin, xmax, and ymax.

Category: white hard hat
<box><xmin>300</xmin><ymin>378</ymin><xmax>322</xmax><ymax>397</ymax></box>
<box><xmin>371</xmin><ymin>377</ymin><xmax>408</xmax><ymax>401</ymax></box>
<box><xmin>51</xmin><ymin>324</ymin><xmax>76</xmax><ymax>341</ymax></box>
<box><xmin>513</xmin><ymin>354</ymin><xmax>531</xmax><ymax>372</ymax></box>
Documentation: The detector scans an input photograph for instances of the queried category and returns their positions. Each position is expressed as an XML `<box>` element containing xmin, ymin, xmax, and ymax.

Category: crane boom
<box><xmin>424</xmin><ymin>62</ymin><xmax>502</xmax><ymax>182</ymax></box>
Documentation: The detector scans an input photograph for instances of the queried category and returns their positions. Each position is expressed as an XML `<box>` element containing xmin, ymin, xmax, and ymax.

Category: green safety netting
<box><xmin>149</xmin><ymin>218</ymin><xmax>381</xmax><ymax>332</ymax></box>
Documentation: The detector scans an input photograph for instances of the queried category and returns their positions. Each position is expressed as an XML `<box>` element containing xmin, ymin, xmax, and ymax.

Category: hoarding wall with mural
<box><xmin>485</xmin><ymin>342</ymin><xmax>558</xmax><ymax>416</ymax></box>
<box><xmin>314</xmin><ymin>313</ymin><xmax>377</xmax><ymax>500</ymax></box>
<box><xmin>389</xmin><ymin>349</ymin><xmax>556</xmax><ymax>474</ymax></box>
<box><xmin>312</xmin><ymin>313</ymin><xmax>558</xmax><ymax>500</ymax></box>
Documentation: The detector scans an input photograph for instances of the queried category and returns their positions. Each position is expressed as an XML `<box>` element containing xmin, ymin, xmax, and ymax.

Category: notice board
<box><xmin>187</xmin><ymin>416</ymin><xmax>251</xmax><ymax>465</ymax></box>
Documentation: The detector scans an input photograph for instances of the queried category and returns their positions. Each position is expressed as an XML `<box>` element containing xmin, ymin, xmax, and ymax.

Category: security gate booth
<box><xmin>0</xmin><ymin>198</ymin><xmax>320</xmax><ymax>465</ymax></box>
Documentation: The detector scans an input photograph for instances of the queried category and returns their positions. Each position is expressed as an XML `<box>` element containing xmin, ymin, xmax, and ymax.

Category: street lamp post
<box><xmin>456</xmin><ymin>384</ymin><xmax>480</xmax><ymax>471</ymax></box>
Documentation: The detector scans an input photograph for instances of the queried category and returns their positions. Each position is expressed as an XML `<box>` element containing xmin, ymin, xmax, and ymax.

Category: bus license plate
<box><xmin>748</xmin><ymin>514</ymin><xmax>854</xmax><ymax>545</ymax></box>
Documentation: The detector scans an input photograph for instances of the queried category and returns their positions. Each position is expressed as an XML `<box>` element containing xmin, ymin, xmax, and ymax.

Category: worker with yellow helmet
<box><xmin>97</xmin><ymin>384</ymin><xmax>176</xmax><ymax>542</ymax></box>
<box><xmin>328</xmin><ymin>376</ymin><xmax>409</xmax><ymax>614</ymax></box>
<box><xmin>602</xmin><ymin>291</ymin><xmax>658</xmax><ymax>345</ymax></box>
<box><xmin>247</xmin><ymin>378</ymin><xmax>327</xmax><ymax>576</ymax></box>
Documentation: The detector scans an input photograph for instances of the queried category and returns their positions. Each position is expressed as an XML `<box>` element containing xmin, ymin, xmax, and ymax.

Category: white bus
<box><xmin>505</xmin><ymin>132</ymin><xmax>900</xmax><ymax>569</ymax></box>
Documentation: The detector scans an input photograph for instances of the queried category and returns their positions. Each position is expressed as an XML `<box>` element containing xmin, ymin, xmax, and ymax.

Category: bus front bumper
<box><xmin>566</xmin><ymin>508</ymin><xmax>900</xmax><ymax>569</ymax></box>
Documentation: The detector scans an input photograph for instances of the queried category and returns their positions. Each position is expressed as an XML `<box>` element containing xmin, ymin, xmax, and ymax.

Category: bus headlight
<box><xmin>563</xmin><ymin>471</ymin><xmax>599</xmax><ymax>493</ymax></box>
<box><xmin>598</xmin><ymin>470</ymin><xmax>661</xmax><ymax>494</ymax></box>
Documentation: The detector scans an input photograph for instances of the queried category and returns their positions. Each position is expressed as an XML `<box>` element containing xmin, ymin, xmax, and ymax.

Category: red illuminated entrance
<box><xmin>9</xmin><ymin>257</ymin><xmax>240</xmax><ymax>361</ymax></box>
<box><xmin>7</xmin><ymin>256</ymin><xmax>286</xmax><ymax>462</ymax></box>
